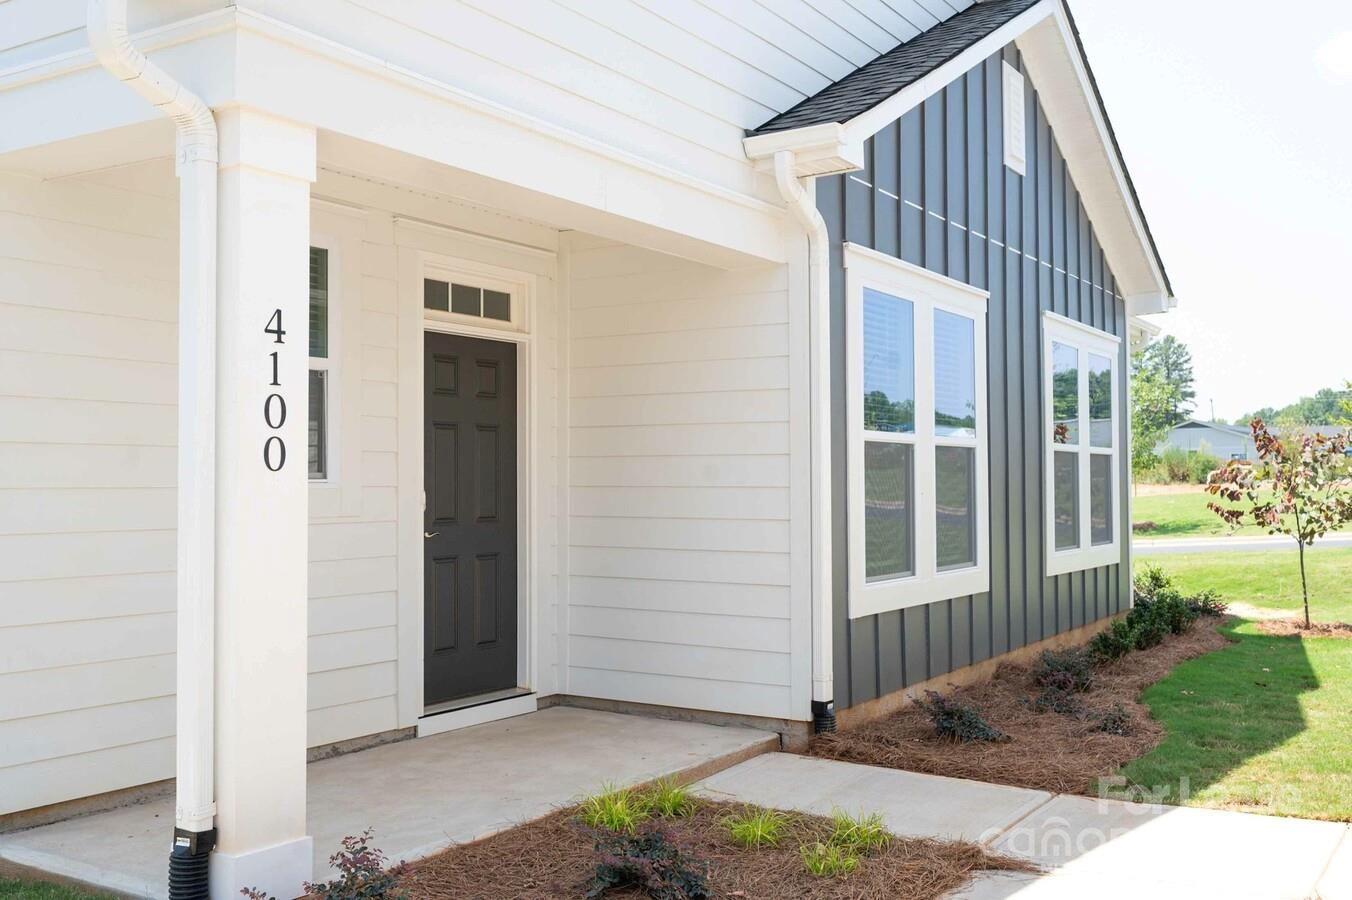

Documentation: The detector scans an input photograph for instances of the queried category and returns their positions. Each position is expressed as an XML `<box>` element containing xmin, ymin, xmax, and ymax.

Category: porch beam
<box><xmin>208</xmin><ymin>107</ymin><xmax>316</xmax><ymax>900</ymax></box>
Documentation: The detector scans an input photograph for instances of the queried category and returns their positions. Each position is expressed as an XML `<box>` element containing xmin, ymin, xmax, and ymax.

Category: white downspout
<box><xmin>773</xmin><ymin>151</ymin><xmax>835</xmax><ymax>723</ymax></box>
<box><xmin>87</xmin><ymin>0</ymin><xmax>218</xmax><ymax>845</ymax></box>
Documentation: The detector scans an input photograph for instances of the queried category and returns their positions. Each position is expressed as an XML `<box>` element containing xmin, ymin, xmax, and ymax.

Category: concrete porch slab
<box><xmin>694</xmin><ymin>753</ymin><xmax>1052</xmax><ymax>844</ymax></box>
<box><xmin>0</xmin><ymin>707</ymin><xmax>775</xmax><ymax>899</ymax></box>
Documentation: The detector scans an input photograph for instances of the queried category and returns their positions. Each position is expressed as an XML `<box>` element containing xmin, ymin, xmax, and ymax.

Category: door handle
<box><xmin>424</xmin><ymin>531</ymin><xmax>439</xmax><ymax>538</ymax></box>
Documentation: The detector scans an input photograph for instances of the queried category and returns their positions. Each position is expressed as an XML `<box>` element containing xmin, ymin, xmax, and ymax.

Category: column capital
<box><xmin>216</xmin><ymin>106</ymin><xmax>316</xmax><ymax>182</ymax></box>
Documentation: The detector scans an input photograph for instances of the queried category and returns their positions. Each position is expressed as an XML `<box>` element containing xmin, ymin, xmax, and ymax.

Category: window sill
<box><xmin>848</xmin><ymin>564</ymin><xmax>990</xmax><ymax>619</ymax></box>
<box><xmin>1045</xmin><ymin>541</ymin><xmax>1121</xmax><ymax>577</ymax></box>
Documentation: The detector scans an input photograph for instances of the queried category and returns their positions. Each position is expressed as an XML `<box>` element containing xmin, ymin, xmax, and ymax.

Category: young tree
<box><xmin>1130</xmin><ymin>365</ymin><xmax>1182</xmax><ymax>474</ymax></box>
<box><xmin>1206</xmin><ymin>420</ymin><xmax>1352</xmax><ymax>628</ymax></box>
<box><xmin>1134</xmin><ymin>335</ymin><xmax>1195</xmax><ymax>424</ymax></box>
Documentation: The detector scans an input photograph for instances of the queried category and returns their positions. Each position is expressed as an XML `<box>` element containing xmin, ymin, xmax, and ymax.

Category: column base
<box><xmin>208</xmin><ymin>835</ymin><xmax>313</xmax><ymax>900</ymax></box>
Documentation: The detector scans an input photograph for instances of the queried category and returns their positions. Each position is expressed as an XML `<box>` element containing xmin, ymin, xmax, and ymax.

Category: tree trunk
<box><xmin>1297</xmin><ymin>538</ymin><xmax>1310</xmax><ymax>629</ymax></box>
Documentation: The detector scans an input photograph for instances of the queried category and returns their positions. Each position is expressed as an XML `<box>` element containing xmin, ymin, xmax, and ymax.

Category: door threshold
<box><xmin>417</xmin><ymin>689</ymin><xmax>537</xmax><ymax>738</ymax></box>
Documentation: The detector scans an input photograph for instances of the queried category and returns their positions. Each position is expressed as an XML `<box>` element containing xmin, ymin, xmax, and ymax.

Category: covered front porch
<box><xmin>0</xmin><ymin>708</ymin><xmax>774</xmax><ymax>899</ymax></box>
<box><xmin>0</xmin><ymin>5</ymin><xmax>816</xmax><ymax>891</ymax></box>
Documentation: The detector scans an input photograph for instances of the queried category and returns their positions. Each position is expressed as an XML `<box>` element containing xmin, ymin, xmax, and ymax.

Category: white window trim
<box><xmin>1041</xmin><ymin>310</ymin><xmax>1122</xmax><ymax>577</ymax></box>
<box><xmin>845</xmin><ymin>243</ymin><xmax>990</xmax><ymax>619</ymax></box>
<box><xmin>308</xmin><ymin>203</ymin><xmax>366</xmax><ymax>519</ymax></box>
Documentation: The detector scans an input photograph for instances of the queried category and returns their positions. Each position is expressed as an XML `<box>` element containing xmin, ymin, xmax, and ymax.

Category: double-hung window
<box><xmin>845</xmin><ymin>244</ymin><xmax>989</xmax><ymax>618</ymax></box>
<box><xmin>1042</xmin><ymin>312</ymin><xmax>1121</xmax><ymax>575</ymax></box>
<box><xmin>308</xmin><ymin>245</ymin><xmax>330</xmax><ymax>481</ymax></box>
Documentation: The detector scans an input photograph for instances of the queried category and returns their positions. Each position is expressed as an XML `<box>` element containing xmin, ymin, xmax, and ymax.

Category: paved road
<box><xmin>1135</xmin><ymin>534</ymin><xmax>1352</xmax><ymax>555</ymax></box>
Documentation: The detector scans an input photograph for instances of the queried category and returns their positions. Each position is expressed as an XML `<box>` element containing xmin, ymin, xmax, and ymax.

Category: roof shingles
<box><xmin>749</xmin><ymin>0</ymin><xmax>1043</xmax><ymax>136</ymax></box>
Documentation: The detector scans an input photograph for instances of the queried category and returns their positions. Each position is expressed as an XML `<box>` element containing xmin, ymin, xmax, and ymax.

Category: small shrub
<box><xmin>723</xmin><ymin>807</ymin><xmax>789</xmax><ymax>849</ymax></box>
<box><xmin>800</xmin><ymin>842</ymin><xmax>859</xmax><ymax>878</ymax></box>
<box><xmin>1127</xmin><ymin>607</ymin><xmax>1169</xmax><ymax>650</ymax></box>
<box><xmin>644</xmin><ymin>778</ymin><xmax>697</xmax><ymax>819</ymax></box>
<box><xmin>917</xmin><ymin>690</ymin><xmax>1009</xmax><ymax>743</ymax></box>
<box><xmin>1092</xmin><ymin>704</ymin><xmax>1132</xmax><ymax>736</ymax></box>
<box><xmin>298</xmin><ymin>830</ymin><xmax>406</xmax><ymax>900</ymax></box>
<box><xmin>1130</xmin><ymin>589</ymin><xmax>1198</xmax><ymax>640</ymax></box>
<box><xmin>1133</xmin><ymin>562</ymin><xmax>1173</xmax><ymax>604</ymax></box>
<box><xmin>1187</xmin><ymin>588</ymin><xmax>1228</xmax><ymax>617</ymax></box>
<box><xmin>579</xmin><ymin>784</ymin><xmax>651</xmax><ymax>834</ymax></box>
<box><xmin>827</xmin><ymin>810</ymin><xmax>890</xmax><ymax>854</ymax></box>
<box><xmin>588</xmin><ymin>827</ymin><xmax>709</xmax><ymax>900</ymax></box>
<box><xmin>1089</xmin><ymin>620</ymin><xmax>1135</xmax><ymax>663</ymax></box>
<box><xmin>1032</xmin><ymin>686</ymin><xmax>1085</xmax><ymax>718</ymax></box>
<box><xmin>1032</xmin><ymin>648</ymin><xmax>1095</xmax><ymax>693</ymax></box>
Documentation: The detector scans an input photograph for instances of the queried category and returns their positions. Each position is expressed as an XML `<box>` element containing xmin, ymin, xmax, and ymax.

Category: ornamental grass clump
<box><xmin>722</xmin><ymin>806</ymin><xmax>789</xmax><ymax>849</ymax></box>
<box><xmin>579</xmin><ymin>784</ymin><xmax>651</xmax><ymax>834</ymax></box>
<box><xmin>800</xmin><ymin>841</ymin><xmax>859</xmax><ymax>877</ymax></box>
<box><xmin>644</xmin><ymin>778</ymin><xmax>698</xmax><ymax>819</ymax></box>
<box><xmin>826</xmin><ymin>810</ymin><xmax>890</xmax><ymax>855</ymax></box>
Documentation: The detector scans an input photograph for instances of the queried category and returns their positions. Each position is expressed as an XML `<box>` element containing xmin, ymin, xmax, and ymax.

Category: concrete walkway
<box><xmin>1135</xmin><ymin>534</ymin><xmax>1352</xmax><ymax>555</ymax></box>
<box><xmin>695</xmin><ymin>754</ymin><xmax>1352</xmax><ymax>899</ymax></box>
<box><xmin>0</xmin><ymin>707</ymin><xmax>775</xmax><ymax>899</ymax></box>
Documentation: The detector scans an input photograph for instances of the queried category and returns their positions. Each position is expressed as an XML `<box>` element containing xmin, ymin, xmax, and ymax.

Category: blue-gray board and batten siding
<box><xmin>818</xmin><ymin>44</ymin><xmax>1132</xmax><ymax>711</ymax></box>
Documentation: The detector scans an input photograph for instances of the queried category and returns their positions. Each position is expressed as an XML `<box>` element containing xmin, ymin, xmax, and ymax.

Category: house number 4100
<box><xmin>263</xmin><ymin>308</ymin><xmax>288</xmax><ymax>471</ymax></box>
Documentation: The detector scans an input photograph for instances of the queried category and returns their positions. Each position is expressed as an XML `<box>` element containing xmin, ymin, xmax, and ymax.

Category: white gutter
<box><xmin>87</xmin><ymin>0</ymin><xmax>218</xmax><ymax>837</ymax></box>
<box><xmin>772</xmin><ymin>150</ymin><xmax>834</xmax><ymax>712</ymax></box>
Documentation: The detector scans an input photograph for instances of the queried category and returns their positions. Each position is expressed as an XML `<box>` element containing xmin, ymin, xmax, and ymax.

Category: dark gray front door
<box><xmin>424</xmin><ymin>331</ymin><xmax>518</xmax><ymax>706</ymax></box>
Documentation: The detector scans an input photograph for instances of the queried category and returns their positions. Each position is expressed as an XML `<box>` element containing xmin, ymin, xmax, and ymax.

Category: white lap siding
<box><xmin>565</xmin><ymin>238</ymin><xmax>803</xmax><ymax>721</ymax></box>
<box><xmin>0</xmin><ymin>165</ymin><xmax>401</xmax><ymax>815</ymax></box>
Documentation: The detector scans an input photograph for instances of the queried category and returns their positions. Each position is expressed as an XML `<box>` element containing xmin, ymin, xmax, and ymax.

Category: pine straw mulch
<box><xmin>808</xmin><ymin>618</ymin><xmax>1233</xmax><ymax>796</ymax></box>
<box><xmin>1256</xmin><ymin>618</ymin><xmax>1352</xmax><ymax>638</ymax></box>
<box><xmin>397</xmin><ymin>800</ymin><xmax>1034</xmax><ymax>900</ymax></box>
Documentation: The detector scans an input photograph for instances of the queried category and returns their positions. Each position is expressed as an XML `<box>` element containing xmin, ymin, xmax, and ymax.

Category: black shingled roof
<box><xmin>749</xmin><ymin>0</ymin><xmax>1043</xmax><ymax>136</ymax></box>
<box><xmin>747</xmin><ymin>0</ymin><xmax>1174</xmax><ymax>298</ymax></box>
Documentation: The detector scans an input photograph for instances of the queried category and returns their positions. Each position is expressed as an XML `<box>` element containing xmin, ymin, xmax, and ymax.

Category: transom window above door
<box><xmin>845</xmin><ymin>243</ymin><xmax>990</xmax><ymax>619</ymax></box>
<box><xmin>424</xmin><ymin>278</ymin><xmax>511</xmax><ymax>322</ymax></box>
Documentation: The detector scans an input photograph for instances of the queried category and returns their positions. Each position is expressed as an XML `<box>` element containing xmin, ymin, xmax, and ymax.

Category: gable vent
<box><xmin>1002</xmin><ymin>61</ymin><xmax>1027</xmax><ymax>176</ymax></box>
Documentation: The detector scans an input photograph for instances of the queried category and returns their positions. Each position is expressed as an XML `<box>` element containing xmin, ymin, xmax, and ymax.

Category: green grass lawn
<box><xmin>1135</xmin><ymin>547</ymin><xmax>1352</xmax><ymax>623</ymax></box>
<box><xmin>1131</xmin><ymin>489</ymin><xmax>1352</xmax><ymax>540</ymax></box>
<box><xmin>0</xmin><ymin>878</ymin><xmax>111</xmax><ymax>899</ymax></box>
<box><xmin>1117</xmin><ymin>618</ymin><xmax>1352</xmax><ymax>821</ymax></box>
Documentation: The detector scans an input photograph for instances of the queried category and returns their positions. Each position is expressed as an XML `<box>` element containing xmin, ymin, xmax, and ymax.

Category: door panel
<box><xmin>424</xmin><ymin>331</ymin><xmax>518</xmax><ymax>705</ymax></box>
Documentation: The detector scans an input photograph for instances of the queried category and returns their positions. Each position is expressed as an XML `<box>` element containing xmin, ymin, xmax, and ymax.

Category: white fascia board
<box><xmin>1124</xmin><ymin>292</ymin><xmax>1171</xmax><ymax>316</ymax></box>
<box><xmin>841</xmin><ymin>0</ymin><xmax>1057</xmax><ymax>143</ymax></box>
<box><xmin>742</xmin><ymin>122</ymin><xmax>865</xmax><ymax>177</ymax></box>
<box><xmin>1016</xmin><ymin>7</ymin><xmax>1172</xmax><ymax>306</ymax></box>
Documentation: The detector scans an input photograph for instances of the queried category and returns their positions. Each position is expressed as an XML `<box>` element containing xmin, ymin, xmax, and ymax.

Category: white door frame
<box><xmin>395</xmin><ymin>243</ymin><xmax>543</xmax><ymax>733</ymax></box>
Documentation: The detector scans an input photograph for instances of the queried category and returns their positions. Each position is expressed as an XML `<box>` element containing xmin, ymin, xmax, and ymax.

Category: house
<box><xmin>0</xmin><ymin>0</ymin><xmax>1175</xmax><ymax>896</ymax></box>
<box><xmin>1161</xmin><ymin>419</ymin><xmax>1256</xmax><ymax>460</ymax></box>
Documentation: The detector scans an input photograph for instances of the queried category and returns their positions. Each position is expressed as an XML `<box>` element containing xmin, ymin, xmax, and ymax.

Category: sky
<box><xmin>1069</xmin><ymin>0</ymin><xmax>1352</xmax><ymax>422</ymax></box>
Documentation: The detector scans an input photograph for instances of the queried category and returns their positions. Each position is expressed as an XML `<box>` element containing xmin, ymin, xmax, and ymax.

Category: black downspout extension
<box><xmin>811</xmin><ymin>699</ymin><xmax>837</xmax><ymax>734</ymax></box>
<box><xmin>168</xmin><ymin>827</ymin><xmax>216</xmax><ymax>900</ymax></box>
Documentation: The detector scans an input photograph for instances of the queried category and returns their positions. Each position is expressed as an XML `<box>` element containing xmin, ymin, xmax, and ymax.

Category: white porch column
<box><xmin>208</xmin><ymin>107</ymin><xmax>316</xmax><ymax>900</ymax></box>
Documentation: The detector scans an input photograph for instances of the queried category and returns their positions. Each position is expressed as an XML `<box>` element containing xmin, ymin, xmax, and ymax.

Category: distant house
<box><xmin>1160</xmin><ymin>420</ymin><xmax>1254</xmax><ymax>460</ymax></box>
